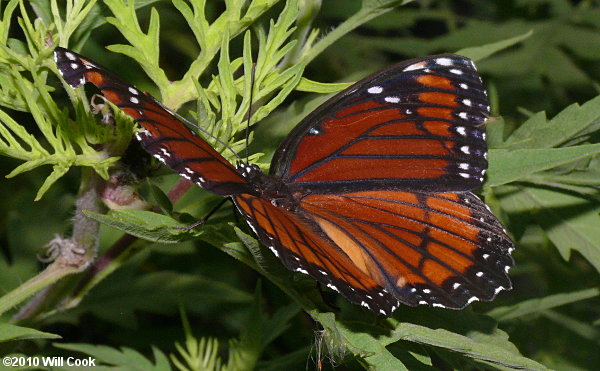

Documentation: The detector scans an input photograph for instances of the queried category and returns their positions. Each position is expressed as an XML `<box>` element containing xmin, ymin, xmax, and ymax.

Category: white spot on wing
<box><xmin>459</xmin><ymin>163</ymin><xmax>469</xmax><ymax>170</ymax></box>
<box><xmin>70</xmin><ymin>63</ymin><xmax>79</xmax><ymax>70</ymax></box>
<box><xmin>467</xmin><ymin>296</ymin><xmax>479</xmax><ymax>304</ymax></box>
<box><xmin>435</xmin><ymin>57</ymin><xmax>453</xmax><ymax>66</ymax></box>
<box><xmin>384</xmin><ymin>96</ymin><xmax>400</xmax><ymax>103</ymax></box>
<box><xmin>456</xmin><ymin>126</ymin><xmax>467</xmax><ymax>136</ymax></box>
<box><xmin>153</xmin><ymin>153</ymin><xmax>166</xmax><ymax>164</ymax></box>
<box><xmin>367</xmin><ymin>86</ymin><xmax>383</xmax><ymax>94</ymax></box>
<box><xmin>129</xmin><ymin>87</ymin><xmax>139</xmax><ymax>95</ymax></box>
<box><xmin>458</xmin><ymin>112</ymin><xmax>468</xmax><ymax>119</ymax></box>
<box><xmin>65</xmin><ymin>52</ymin><xmax>76</xmax><ymax>61</ymax></box>
<box><xmin>403</xmin><ymin>62</ymin><xmax>427</xmax><ymax>71</ymax></box>
<box><xmin>463</xmin><ymin>99</ymin><xmax>472</xmax><ymax>107</ymax></box>
<box><xmin>460</xmin><ymin>146</ymin><xmax>470</xmax><ymax>154</ymax></box>
<box><xmin>130</xmin><ymin>96</ymin><xmax>139</xmax><ymax>104</ymax></box>
<box><xmin>159</xmin><ymin>148</ymin><xmax>171</xmax><ymax>158</ymax></box>
<box><xmin>450</xmin><ymin>69</ymin><xmax>463</xmax><ymax>75</ymax></box>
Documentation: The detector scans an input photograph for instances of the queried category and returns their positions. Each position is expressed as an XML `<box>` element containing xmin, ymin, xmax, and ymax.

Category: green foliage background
<box><xmin>1</xmin><ymin>0</ymin><xmax>599</xmax><ymax>370</ymax></box>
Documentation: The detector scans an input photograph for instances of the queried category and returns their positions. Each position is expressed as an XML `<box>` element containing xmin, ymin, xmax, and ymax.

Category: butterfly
<box><xmin>55</xmin><ymin>47</ymin><xmax>514</xmax><ymax>316</ymax></box>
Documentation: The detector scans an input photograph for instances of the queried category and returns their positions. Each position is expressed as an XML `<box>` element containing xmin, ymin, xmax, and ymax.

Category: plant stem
<box><xmin>8</xmin><ymin>171</ymin><xmax>104</xmax><ymax>321</ymax></box>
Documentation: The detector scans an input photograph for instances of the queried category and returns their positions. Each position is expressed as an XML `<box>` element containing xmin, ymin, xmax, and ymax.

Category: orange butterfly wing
<box><xmin>300</xmin><ymin>191</ymin><xmax>513</xmax><ymax>309</ymax></box>
<box><xmin>54</xmin><ymin>47</ymin><xmax>251</xmax><ymax>196</ymax></box>
<box><xmin>233</xmin><ymin>193</ymin><xmax>401</xmax><ymax>315</ymax></box>
<box><xmin>235</xmin><ymin>190</ymin><xmax>513</xmax><ymax>314</ymax></box>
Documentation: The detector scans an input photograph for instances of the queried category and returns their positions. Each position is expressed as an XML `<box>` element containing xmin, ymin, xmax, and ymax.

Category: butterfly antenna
<box><xmin>245</xmin><ymin>63</ymin><xmax>257</xmax><ymax>164</ymax></box>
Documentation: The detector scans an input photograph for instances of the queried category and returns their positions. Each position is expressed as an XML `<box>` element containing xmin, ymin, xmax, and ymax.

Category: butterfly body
<box><xmin>55</xmin><ymin>47</ymin><xmax>514</xmax><ymax>316</ymax></box>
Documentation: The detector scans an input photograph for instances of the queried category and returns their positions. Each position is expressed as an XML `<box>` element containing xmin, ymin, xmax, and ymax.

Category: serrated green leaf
<box><xmin>486</xmin><ymin>144</ymin><xmax>600</xmax><ymax>187</ymax></box>
<box><xmin>0</xmin><ymin>323</ymin><xmax>60</xmax><ymax>342</ymax></box>
<box><xmin>504</xmin><ymin>95</ymin><xmax>600</xmax><ymax>149</ymax></box>
<box><xmin>500</xmin><ymin>185</ymin><xmax>600</xmax><ymax>272</ymax></box>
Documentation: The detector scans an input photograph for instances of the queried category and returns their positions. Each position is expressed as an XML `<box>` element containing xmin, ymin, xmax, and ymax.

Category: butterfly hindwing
<box><xmin>54</xmin><ymin>47</ymin><xmax>251</xmax><ymax>196</ymax></box>
<box><xmin>299</xmin><ymin>190</ymin><xmax>513</xmax><ymax>309</ymax></box>
<box><xmin>272</xmin><ymin>54</ymin><xmax>489</xmax><ymax>194</ymax></box>
<box><xmin>234</xmin><ymin>194</ymin><xmax>401</xmax><ymax>315</ymax></box>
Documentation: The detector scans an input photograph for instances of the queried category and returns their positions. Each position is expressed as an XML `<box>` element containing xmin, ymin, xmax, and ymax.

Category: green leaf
<box><xmin>500</xmin><ymin>185</ymin><xmax>600</xmax><ymax>272</ymax></box>
<box><xmin>487</xmin><ymin>288</ymin><xmax>600</xmax><ymax>321</ymax></box>
<box><xmin>456</xmin><ymin>30</ymin><xmax>533</xmax><ymax>61</ymax></box>
<box><xmin>504</xmin><ymin>95</ymin><xmax>600</xmax><ymax>149</ymax></box>
<box><xmin>541</xmin><ymin>310</ymin><xmax>600</xmax><ymax>344</ymax></box>
<box><xmin>508</xmin><ymin>188</ymin><xmax>600</xmax><ymax>272</ymax></box>
<box><xmin>34</xmin><ymin>163</ymin><xmax>71</xmax><ymax>200</ymax></box>
<box><xmin>61</xmin><ymin>270</ymin><xmax>253</xmax><ymax>327</ymax></box>
<box><xmin>486</xmin><ymin>144</ymin><xmax>600</xmax><ymax>187</ymax></box>
<box><xmin>0</xmin><ymin>323</ymin><xmax>60</xmax><ymax>342</ymax></box>
<box><xmin>300</xmin><ymin>0</ymin><xmax>412</xmax><ymax>65</ymax></box>
<box><xmin>295</xmin><ymin>78</ymin><xmax>351</xmax><ymax>93</ymax></box>
<box><xmin>55</xmin><ymin>343</ymin><xmax>172</xmax><ymax>371</ymax></box>
<box><xmin>84</xmin><ymin>209</ymin><xmax>201</xmax><ymax>243</ymax></box>
<box><xmin>314</xmin><ymin>311</ymin><xmax>549</xmax><ymax>370</ymax></box>
<box><xmin>315</xmin><ymin>312</ymin><xmax>409</xmax><ymax>371</ymax></box>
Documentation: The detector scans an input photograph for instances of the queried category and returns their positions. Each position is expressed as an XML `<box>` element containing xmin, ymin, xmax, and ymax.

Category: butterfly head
<box><xmin>236</xmin><ymin>162</ymin><xmax>261</xmax><ymax>178</ymax></box>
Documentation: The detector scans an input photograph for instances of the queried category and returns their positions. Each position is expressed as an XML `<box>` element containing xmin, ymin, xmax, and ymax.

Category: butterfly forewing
<box><xmin>54</xmin><ymin>47</ymin><xmax>251</xmax><ymax>196</ymax></box>
<box><xmin>272</xmin><ymin>55</ymin><xmax>489</xmax><ymax>194</ymax></box>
